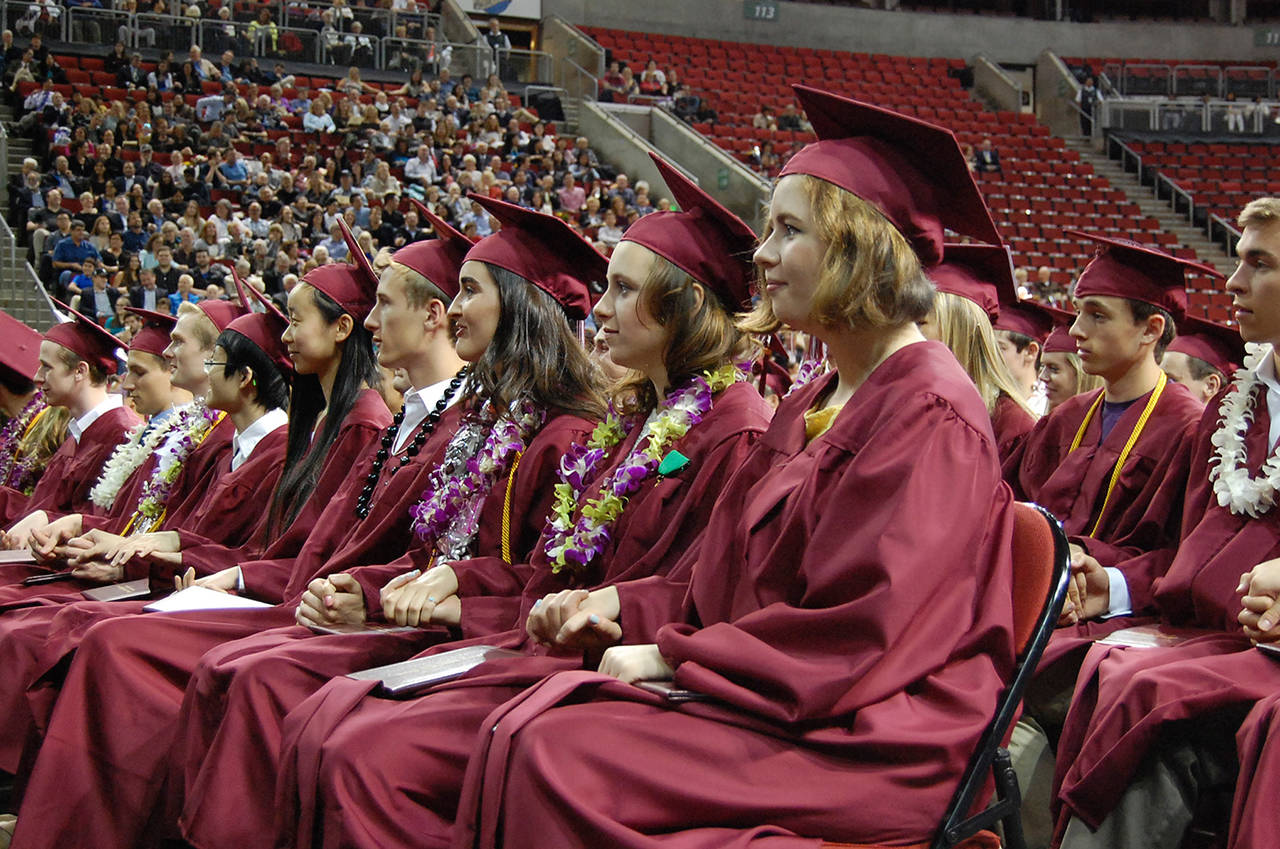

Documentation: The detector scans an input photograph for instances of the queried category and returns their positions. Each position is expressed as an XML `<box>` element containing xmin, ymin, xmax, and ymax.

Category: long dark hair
<box><xmin>266</xmin><ymin>285</ymin><xmax>381</xmax><ymax>539</ymax></box>
<box><xmin>463</xmin><ymin>263</ymin><xmax>606</xmax><ymax>424</ymax></box>
<box><xmin>216</xmin><ymin>329</ymin><xmax>292</xmax><ymax>412</ymax></box>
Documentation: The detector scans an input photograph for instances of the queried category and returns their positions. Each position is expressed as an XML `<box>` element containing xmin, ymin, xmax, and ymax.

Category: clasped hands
<box><xmin>524</xmin><ymin>586</ymin><xmax>672</xmax><ymax>684</ymax></box>
<box><xmin>293</xmin><ymin>564</ymin><xmax>461</xmax><ymax>629</ymax></box>
<box><xmin>1239</xmin><ymin>557</ymin><xmax>1280</xmax><ymax>644</ymax></box>
<box><xmin>1058</xmin><ymin>544</ymin><xmax>1111</xmax><ymax>626</ymax></box>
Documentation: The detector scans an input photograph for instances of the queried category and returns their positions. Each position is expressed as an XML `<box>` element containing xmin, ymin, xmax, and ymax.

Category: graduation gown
<box><xmin>1050</xmin><ymin>383</ymin><xmax>1280</xmax><ymax>832</ymax></box>
<box><xmin>172</xmin><ymin>389</ymin><xmax>391</xmax><ymax>591</ymax></box>
<box><xmin>0</xmin><ymin>413</ymin><xmax>234</xmax><ymax>613</ymax></box>
<box><xmin>176</xmin><ymin>381</ymin><xmax>772</xmax><ymax>849</ymax></box>
<box><xmin>1228</xmin><ymin>687</ymin><xmax>1280</xmax><ymax>849</ymax></box>
<box><xmin>1004</xmin><ymin>380</ymin><xmax>1202</xmax><ymax>680</ymax></box>
<box><xmin>0</xmin><ymin>418</ymin><xmax>284</xmax><ymax>777</ymax></box>
<box><xmin>0</xmin><ymin>403</ymin><xmax>139</xmax><ymax>526</ymax></box>
<box><xmin>992</xmin><ymin>392</ymin><xmax>1036</xmax><ymax>463</ymax></box>
<box><xmin>450</xmin><ymin>343</ymin><xmax>1016</xmax><ymax>849</ymax></box>
<box><xmin>8</xmin><ymin>408</ymin><xmax>591</xmax><ymax>849</ymax></box>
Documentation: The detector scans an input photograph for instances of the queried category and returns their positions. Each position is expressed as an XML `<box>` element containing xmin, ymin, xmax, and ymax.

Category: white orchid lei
<box><xmin>409</xmin><ymin>399</ymin><xmax>546</xmax><ymax>562</ymax></box>
<box><xmin>543</xmin><ymin>362</ymin><xmax>745</xmax><ymax>575</ymax></box>
<box><xmin>1209</xmin><ymin>342</ymin><xmax>1280</xmax><ymax>517</ymax></box>
<box><xmin>131</xmin><ymin>403</ymin><xmax>223</xmax><ymax>533</ymax></box>
<box><xmin>89</xmin><ymin>403</ymin><xmax>195</xmax><ymax>511</ymax></box>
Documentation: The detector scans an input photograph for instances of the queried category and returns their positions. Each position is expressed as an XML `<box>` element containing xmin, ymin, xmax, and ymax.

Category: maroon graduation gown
<box><xmin>177</xmin><ymin>382</ymin><xmax>772</xmax><ymax>849</ymax></box>
<box><xmin>174</xmin><ymin>389</ymin><xmax>391</xmax><ymax>590</ymax></box>
<box><xmin>450</xmin><ymin>343</ymin><xmax>1016</xmax><ymax>849</ymax></box>
<box><xmin>0</xmin><ymin>403</ymin><xmax>140</xmax><ymax>526</ymax></box>
<box><xmin>1004</xmin><ymin>380</ymin><xmax>1202</xmax><ymax>681</ymax></box>
<box><xmin>0</xmin><ymin>413</ymin><xmax>235</xmax><ymax>612</ymax></box>
<box><xmin>0</xmin><ymin>419</ymin><xmax>285</xmax><ymax>776</ymax></box>
<box><xmin>1228</xmin><ymin>686</ymin><xmax>1280</xmax><ymax>849</ymax></box>
<box><xmin>992</xmin><ymin>392</ymin><xmax>1036</xmax><ymax>463</ymax></box>
<box><xmin>1050</xmin><ymin>383</ymin><xmax>1280</xmax><ymax>831</ymax></box>
<box><xmin>8</xmin><ymin>409</ymin><xmax>591</xmax><ymax>849</ymax></box>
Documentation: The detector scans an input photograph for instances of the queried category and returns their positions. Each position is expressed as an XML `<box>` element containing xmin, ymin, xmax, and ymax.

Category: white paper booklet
<box><xmin>143</xmin><ymin>585</ymin><xmax>272</xmax><ymax>613</ymax></box>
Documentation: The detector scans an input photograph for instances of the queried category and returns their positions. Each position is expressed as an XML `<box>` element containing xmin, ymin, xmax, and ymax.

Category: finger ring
<box><xmin>427</xmin><ymin>596</ymin><xmax>437</xmax><ymax>603</ymax></box>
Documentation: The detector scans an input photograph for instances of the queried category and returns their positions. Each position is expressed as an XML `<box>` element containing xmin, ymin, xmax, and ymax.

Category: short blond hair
<box><xmin>742</xmin><ymin>174</ymin><xmax>933</xmax><ymax>334</ymax></box>
<box><xmin>1239</xmin><ymin>197</ymin><xmax>1280</xmax><ymax>229</ymax></box>
<box><xmin>384</xmin><ymin>261</ymin><xmax>451</xmax><ymax>310</ymax></box>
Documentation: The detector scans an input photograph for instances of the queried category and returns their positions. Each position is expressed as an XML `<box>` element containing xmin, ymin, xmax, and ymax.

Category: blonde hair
<box><xmin>1239</xmin><ymin>197</ymin><xmax>1280</xmax><ymax>229</ymax></box>
<box><xmin>12</xmin><ymin>405</ymin><xmax>70</xmax><ymax>492</ymax></box>
<box><xmin>741</xmin><ymin>175</ymin><xmax>933</xmax><ymax>334</ymax></box>
<box><xmin>931</xmin><ymin>291</ymin><xmax>1036</xmax><ymax>420</ymax></box>
<box><xmin>176</xmin><ymin>301</ymin><xmax>219</xmax><ymax>349</ymax></box>
<box><xmin>384</xmin><ymin>261</ymin><xmax>451</xmax><ymax>310</ymax></box>
<box><xmin>1045</xmin><ymin>351</ymin><xmax>1104</xmax><ymax>411</ymax></box>
<box><xmin>613</xmin><ymin>251</ymin><xmax>757</xmax><ymax>416</ymax></box>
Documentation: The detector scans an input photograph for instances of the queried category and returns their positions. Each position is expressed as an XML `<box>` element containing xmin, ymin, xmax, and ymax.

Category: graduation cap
<box><xmin>779</xmin><ymin>85</ymin><xmax>1001</xmax><ymax>266</ymax></box>
<box><xmin>928</xmin><ymin>243</ymin><xmax>1018</xmax><ymax>322</ymax></box>
<box><xmin>196</xmin><ymin>288</ymin><xmax>250</xmax><ymax>333</ymax></box>
<box><xmin>1168</xmin><ymin>316</ymin><xmax>1244</xmax><ymax>376</ymax></box>
<box><xmin>1068</xmin><ymin>231</ymin><xmax>1225</xmax><ymax>321</ymax></box>
<box><xmin>298</xmin><ymin>218</ymin><xmax>379</xmax><ymax>320</ymax></box>
<box><xmin>389</xmin><ymin>199</ymin><xmax>475</xmax><ymax>301</ymax></box>
<box><xmin>224</xmin><ymin>269</ymin><xmax>293</xmax><ymax>374</ymax></box>
<box><xmin>465</xmin><ymin>194</ymin><xmax>607</xmax><ymax>320</ymax></box>
<box><xmin>1041</xmin><ymin>306</ymin><xmax>1081</xmax><ymax>354</ymax></box>
<box><xmin>0</xmin><ymin>309</ymin><xmax>44</xmax><ymax>381</ymax></box>
<box><xmin>994</xmin><ymin>297</ymin><xmax>1067</xmax><ymax>347</ymax></box>
<box><xmin>621</xmin><ymin>152</ymin><xmax>758</xmax><ymax>310</ymax></box>
<box><xmin>45</xmin><ymin>301</ymin><xmax>124</xmax><ymax>375</ymax></box>
<box><xmin>123</xmin><ymin>307</ymin><xmax>176</xmax><ymax>359</ymax></box>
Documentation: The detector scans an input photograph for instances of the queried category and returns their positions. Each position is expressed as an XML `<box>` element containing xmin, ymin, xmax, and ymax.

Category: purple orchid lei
<box><xmin>409</xmin><ymin>399</ymin><xmax>545</xmax><ymax>561</ymax></box>
<box><xmin>542</xmin><ymin>362</ymin><xmax>744</xmax><ymax>575</ymax></box>
<box><xmin>786</xmin><ymin>356</ymin><xmax>830</xmax><ymax>397</ymax></box>
<box><xmin>0</xmin><ymin>392</ymin><xmax>47</xmax><ymax>494</ymax></box>
<box><xmin>131</xmin><ymin>404</ymin><xmax>223</xmax><ymax>533</ymax></box>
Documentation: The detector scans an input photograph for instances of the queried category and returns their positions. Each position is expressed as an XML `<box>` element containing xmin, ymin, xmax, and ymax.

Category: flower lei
<box><xmin>543</xmin><ymin>362</ymin><xmax>744</xmax><ymax>574</ymax></box>
<box><xmin>89</xmin><ymin>404</ymin><xmax>193</xmax><ymax>511</ymax></box>
<box><xmin>409</xmin><ymin>399</ymin><xmax>546</xmax><ymax>561</ymax></box>
<box><xmin>1209</xmin><ymin>342</ymin><xmax>1280</xmax><ymax>518</ymax></box>
<box><xmin>131</xmin><ymin>403</ymin><xmax>222</xmax><ymax>533</ymax></box>
<box><xmin>786</xmin><ymin>356</ymin><xmax>829</xmax><ymax>397</ymax></box>
<box><xmin>0</xmin><ymin>393</ymin><xmax>47</xmax><ymax>494</ymax></box>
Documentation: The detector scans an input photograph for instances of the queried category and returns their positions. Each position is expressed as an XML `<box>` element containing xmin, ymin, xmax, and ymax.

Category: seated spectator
<box><xmin>303</xmin><ymin>99</ymin><xmax>336</xmax><ymax>134</ymax></box>
<box><xmin>166</xmin><ymin>273</ymin><xmax>200</xmax><ymax>314</ymax></box>
<box><xmin>557</xmin><ymin>172</ymin><xmax>586</xmax><ymax>213</ymax></box>
<box><xmin>128</xmin><ymin>266</ymin><xmax>168</xmax><ymax>311</ymax></box>
<box><xmin>637</xmin><ymin>59</ymin><xmax>666</xmax><ymax>96</ymax></box>
<box><xmin>597</xmin><ymin>208</ymin><xmax>624</xmax><ymax>249</ymax></box>
<box><xmin>599</xmin><ymin>61</ymin><xmax>627</xmax><ymax>102</ymax></box>
<box><xmin>82</xmin><ymin>266</ymin><xmax>120</xmax><ymax>323</ymax></box>
<box><xmin>777</xmin><ymin>102</ymin><xmax>809</xmax><ymax>132</ymax></box>
<box><xmin>52</xmin><ymin>219</ymin><xmax>101</xmax><ymax>294</ymax></box>
<box><xmin>318</xmin><ymin>224</ymin><xmax>348</xmax><ymax>261</ymax></box>
<box><xmin>752</xmin><ymin>105</ymin><xmax>778</xmax><ymax>131</ymax></box>
<box><xmin>972</xmin><ymin>138</ymin><xmax>1002</xmax><ymax>174</ymax></box>
<box><xmin>66</xmin><ymin>257</ymin><xmax>97</xmax><ymax>300</ymax></box>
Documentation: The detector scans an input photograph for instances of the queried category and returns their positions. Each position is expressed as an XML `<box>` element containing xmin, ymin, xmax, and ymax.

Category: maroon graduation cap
<box><xmin>389</xmin><ymin>198</ymin><xmax>476</xmax><ymax>302</ymax></box>
<box><xmin>299</xmin><ymin>218</ymin><xmax>380</xmax><ymax>320</ymax></box>
<box><xmin>0</xmin><ymin>309</ymin><xmax>44</xmax><ymax>380</ymax></box>
<box><xmin>929</xmin><ymin>243</ymin><xmax>1018</xmax><ymax>322</ymax></box>
<box><xmin>1068</xmin><ymin>231</ymin><xmax>1225</xmax><ymax>322</ymax></box>
<box><xmin>779</xmin><ymin>85</ymin><xmax>1001</xmax><ymax>267</ymax></box>
<box><xmin>465</xmin><ymin>194</ymin><xmax>607</xmax><ymax>321</ymax></box>
<box><xmin>622</xmin><ymin>152</ymin><xmax>758</xmax><ymax>310</ymax></box>
<box><xmin>123</xmin><ymin>307</ymin><xmax>176</xmax><ymax>358</ymax></box>
<box><xmin>224</xmin><ymin>269</ymin><xmax>293</xmax><ymax>374</ymax></box>
<box><xmin>46</xmin><ymin>301</ymin><xmax>123</xmax><ymax>375</ymax></box>
<box><xmin>1169</xmin><ymin>315</ymin><xmax>1244</xmax><ymax>376</ymax></box>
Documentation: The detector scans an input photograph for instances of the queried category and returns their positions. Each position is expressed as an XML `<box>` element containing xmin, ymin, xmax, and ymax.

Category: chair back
<box><xmin>930</xmin><ymin>501</ymin><xmax>1071</xmax><ymax>849</ymax></box>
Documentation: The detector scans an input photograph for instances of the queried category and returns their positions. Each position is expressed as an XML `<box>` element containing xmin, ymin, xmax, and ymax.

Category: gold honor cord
<box><xmin>500</xmin><ymin>451</ymin><xmax>523</xmax><ymax>565</ymax></box>
<box><xmin>1067</xmin><ymin>371</ymin><xmax>1168</xmax><ymax>538</ymax></box>
<box><xmin>20</xmin><ymin>405</ymin><xmax>51</xmax><ymax>440</ymax></box>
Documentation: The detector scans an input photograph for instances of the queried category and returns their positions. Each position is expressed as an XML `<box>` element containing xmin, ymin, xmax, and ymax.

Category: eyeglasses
<box><xmin>203</xmin><ymin>360</ymin><xmax>228</xmax><ymax>371</ymax></box>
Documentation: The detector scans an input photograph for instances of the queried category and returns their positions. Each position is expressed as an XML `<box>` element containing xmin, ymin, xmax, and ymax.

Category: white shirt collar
<box><xmin>392</xmin><ymin>374</ymin><xmax>463</xmax><ymax>454</ymax></box>
<box><xmin>1254</xmin><ymin>351</ymin><xmax>1280</xmax><ymax>450</ymax></box>
<box><xmin>68</xmin><ymin>394</ymin><xmax>124</xmax><ymax>444</ymax></box>
<box><xmin>230</xmin><ymin>407</ymin><xmax>288</xmax><ymax>471</ymax></box>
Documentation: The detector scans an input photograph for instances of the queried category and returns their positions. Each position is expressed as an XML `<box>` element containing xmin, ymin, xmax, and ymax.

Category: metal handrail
<box><xmin>1208</xmin><ymin>213</ymin><xmax>1242</xmax><ymax>257</ymax></box>
<box><xmin>560</xmin><ymin>58</ymin><xmax>598</xmax><ymax>105</ymax></box>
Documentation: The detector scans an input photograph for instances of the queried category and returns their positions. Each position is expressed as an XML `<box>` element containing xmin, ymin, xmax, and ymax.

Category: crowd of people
<box><xmin>0</xmin><ymin>22</ymin><xmax>1277</xmax><ymax>849</ymax></box>
<box><xmin>5</xmin><ymin>37</ymin><xmax>674</xmax><ymax>352</ymax></box>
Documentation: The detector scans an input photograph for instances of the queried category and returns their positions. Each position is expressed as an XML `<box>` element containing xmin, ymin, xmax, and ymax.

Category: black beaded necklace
<box><xmin>354</xmin><ymin>368</ymin><xmax>467</xmax><ymax>519</ymax></box>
